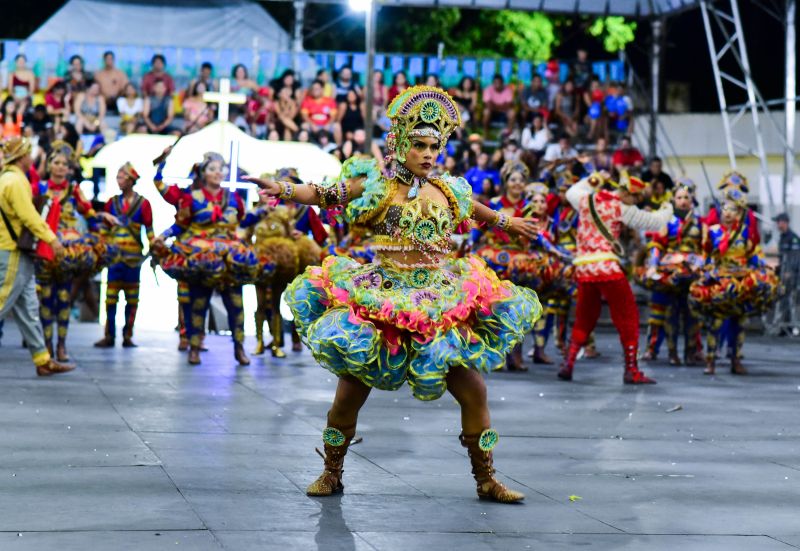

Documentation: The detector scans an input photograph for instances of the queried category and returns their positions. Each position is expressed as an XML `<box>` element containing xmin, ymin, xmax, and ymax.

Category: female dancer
<box><xmin>153</xmin><ymin>153</ymin><xmax>265</xmax><ymax>366</ymax></box>
<box><xmin>690</xmin><ymin>188</ymin><xmax>778</xmax><ymax>375</ymax></box>
<box><xmin>247</xmin><ymin>86</ymin><xmax>542</xmax><ymax>503</ymax></box>
<box><xmin>247</xmin><ymin>170</ymin><xmax>326</xmax><ymax>357</ymax></box>
<box><xmin>34</xmin><ymin>141</ymin><xmax>117</xmax><ymax>361</ymax></box>
<box><xmin>640</xmin><ymin>181</ymin><xmax>706</xmax><ymax>365</ymax></box>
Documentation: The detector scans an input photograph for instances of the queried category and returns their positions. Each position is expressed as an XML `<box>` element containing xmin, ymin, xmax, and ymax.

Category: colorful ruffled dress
<box><xmin>286</xmin><ymin>157</ymin><xmax>542</xmax><ymax>401</ymax></box>
<box><xmin>158</xmin><ymin>187</ymin><xmax>268</xmax><ymax>288</ymax></box>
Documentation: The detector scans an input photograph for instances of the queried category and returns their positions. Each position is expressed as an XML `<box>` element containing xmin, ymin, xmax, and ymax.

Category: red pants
<box><xmin>570</xmin><ymin>277</ymin><xmax>639</xmax><ymax>351</ymax></box>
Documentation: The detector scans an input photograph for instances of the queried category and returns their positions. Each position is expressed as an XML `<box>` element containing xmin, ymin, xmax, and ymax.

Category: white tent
<box><xmin>27</xmin><ymin>0</ymin><xmax>291</xmax><ymax>50</ymax></box>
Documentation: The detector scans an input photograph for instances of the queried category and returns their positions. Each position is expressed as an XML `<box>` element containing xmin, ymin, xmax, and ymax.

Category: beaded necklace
<box><xmin>396</xmin><ymin>163</ymin><xmax>428</xmax><ymax>199</ymax></box>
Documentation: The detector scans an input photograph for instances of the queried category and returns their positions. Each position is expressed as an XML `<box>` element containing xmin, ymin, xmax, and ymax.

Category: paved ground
<box><xmin>0</xmin><ymin>320</ymin><xmax>799</xmax><ymax>551</ymax></box>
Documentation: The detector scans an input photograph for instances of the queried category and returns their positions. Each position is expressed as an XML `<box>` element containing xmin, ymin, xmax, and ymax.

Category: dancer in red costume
<box><xmin>557</xmin><ymin>171</ymin><xmax>673</xmax><ymax>384</ymax></box>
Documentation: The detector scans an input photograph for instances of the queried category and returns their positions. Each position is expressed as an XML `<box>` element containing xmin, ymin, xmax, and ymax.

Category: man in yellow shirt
<box><xmin>0</xmin><ymin>137</ymin><xmax>74</xmax><ymax>376</ymax></box>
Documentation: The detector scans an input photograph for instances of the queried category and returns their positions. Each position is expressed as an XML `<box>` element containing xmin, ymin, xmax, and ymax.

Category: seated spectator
<box><xmin>340</xmin><ymin>128</ymin><xmax>383</xmax><ymax>163</ymax></box>
<box><xmin>611</xmin><ymin>136</ymin><xmax>644</xmax><ymax>172</ymax></box>
<box><xmin>1</xmin><ymin>97</ymin><xmax>24</xmax><ymax>139</ymax></box>
<box><xmin>274</xmin><ymin>85</ymin><xmax>300</xmax><ymax>140</ymax></box>
<box><xmin>272</xmin><ymin>69</ymin><xmax>302</xmax><ymax>103</ymax></box>
<box><xmin>141</xmin><ymin>54</ymin><xmax>175</xmax><ymax>97</ymax></box>
<box><xmin>44</xmin><ymin>81</ymin><xmax>70</xmax><ymax>122</ymax></box>
<box><xmin>591</xmin><ymin>137</ymin><xmax>613</xmax><ymax>172</ymax></box>
<box><xmin>188</xmin><ymin>61</ymin><xmax>216</xmax><ymax>94</ymax></box>
<box><xmin>182</xmin><ymin>81</ymin><xmax>214</xmax><ymax>133</ymax></box>
<box><xmin>572</xmin><ymin>48</ymin><xmax>591</xmax><ymax>93</ymax></box>
<box><xmin>606</xmin><ymin>82</ymin><xmax>633</xmax><ymax>136</ymax></box>
<box><xmin>267</xmin><ymin>128</ymin><xmax>281</xmax><ymax>141</ymax></box>
<box><xmin>338</xmin><ymin>89</ymin><xmax>364</xmax><ymax>143</ymax></box>
<box><xmin>142</xmin><ymin>79</ymin><xmax>176</xmax><ymax>135</ymax></box>
<box><xmin>65</xmin><ymin>55</ymin><xmax>90</xmax><ymax>96</ymax></box>
<box><xmin>230</xmin><ymin>64</ymin><xmax>258</xmax><ymax>124</ymax></box>
<box><xmin>302</xmin><ymin>80</ymin><xmax>340</xmax><ymax>143</ymax></box>
<box><xmin>116</xmin><ymin>83</ymin><xmax>144</xmax><ymax>135</ymax></box>
<box><xmin>641</xmin><ymin>179</ymin><xmax>672</xmax><ymax>211</ymax></box>
<box><xmin>464</xmin><ymin>151</ymin><xmax>501</xmax><ymax>200</ymax></box>
<box><xmin>544</xmin><ymin>59</ymin><xmax>561</xmax><ymax>109</ymax></box>
<box><xmin>246</xmin><ymin>87</ymin><xmax>274</xmax><ymax>139</ymax></box>
<box><xmin>316</xmin><ymin>69</ymin><xmax>334</xmax><ymax>98</ymax></box>
<box><xmin>542</xmin><ymin>134</ymin><xmax>578</xmax><ymax>170</ymax></box>
<box><xmin>296</xmin><ymin>129</ymin><xmax>311</xmax><ymax>143</ymax></box>
<box><xmin>553</xmin><ymin>79</ymin><xmax>579</xmax><ymax>138</ymax></box>
<box><xmin>371</xmin><ymin>70</ymin><xmax>387</xmax><ymax>124</ymax></box>
<box><xmin>520</xmin><ymin>113</ymin><xmax>550</xmax><ymax>154</ymax></box>
<box><xmin>425</xmin><ymin>74</ymin><xmax>441</xmax><ymax>88</ymax></box>
<box><xmin>521</xmin><ymin>74</ymin><xmax>549</xmax><ymax>122</ymax></box>
<box><xmin>74</xmin><ymin>81</ymin><xmax>107</xmax><ymax>135</ymax></box>
<box><xmin>24</xmin><ymin>104</ymin><xmax>52</xmax><ymax>137</ymax></box>
<box><xmin>387</xmin><ymin>71</ymin><xmax>409</xmax><ymax>104</ymax></box>
<box><xmin>7</xmin><ymin>54</ymin><xmax>36</xmax><ymax>105</ymax></box>
<box><xmin>94</xmin><ymin>51</ymin><xmax>128</xmax><ymax>110</ymax></box>
<box><xmin>641</xmin><ymin>156</ymin><xmax>674</xmax><ymax>190</ymax></box>
<box><xmin>482</xmin><ymin>74</ymin><xmax>515</xmax><ymax>136</ymax></box>
<box><xmin>583</xmin><ymin>76</ymin><xmax>607</xmax><ymax>141</ymax></box>
<box><xmin>443</xmin><ymin>155</ymin><xmax>458</xmax><ymax>176</ymax></box>
<box><xmin>313</xmin><ymin>130</ymin><xmax>338</xmax><ymax>154</ymax></box>
<box><xmin>452</xmin><ymin>76</ymin><xmax>478</xmax><ymax>128</ymax></box>
<box><xmin>334</xmin><ymin>66</ymin><xmax>362</xmax><ymax>104</ymax></box>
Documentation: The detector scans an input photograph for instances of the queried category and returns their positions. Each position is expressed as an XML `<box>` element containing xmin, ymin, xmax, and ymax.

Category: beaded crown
<box><xmin>119</xmin><ymin>162</ymin><xmax>140</xmax><ymax>182</ymax></box>
<box><xmin>47</xmin><ymin>140</ymin><xmax>76</xmax><ymax>163</ymax></box>
<box><xmin>500</xmin><ymin>160</ymin><xmax>530</xmax><ymax>183</ymax></box>
<box><xmin>718</xmin><ymin>171</ymin><xmax>749</xmax><ymax>193</ymax></box>
<box><xmin>386</xmin><ymin>86</ymin><xmax>461</xmax><ymax>163</ymax></box>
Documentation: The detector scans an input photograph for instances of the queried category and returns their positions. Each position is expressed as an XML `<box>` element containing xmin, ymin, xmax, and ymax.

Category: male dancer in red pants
<box><xmin>558</xmin><ymin>171</ymin><xmax>672</xmax><ymax>384</ymax></box>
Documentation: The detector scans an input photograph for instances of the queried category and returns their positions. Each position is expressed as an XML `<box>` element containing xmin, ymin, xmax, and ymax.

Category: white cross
<box><xmin>203</xmin><ymin>78</ymin><xmax>247</xmax><ymax>123</ymax></box>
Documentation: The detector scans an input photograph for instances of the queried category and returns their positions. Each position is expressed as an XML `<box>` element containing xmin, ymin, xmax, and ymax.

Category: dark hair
<box><xmin>493</xmin><ymin>73</ymin><xmax>504</xmax><ymax>82</ymax></box>
<box><xmin>311</xmin><ymin>79</ymin><xmax>324</xmax><ymax>88</ymax></box>
<box><xmin>459</xmin><ymin>76</ymin><xmax>475</xmax><ymax>90</ymax></box>
<box><xmin>51</xmin><ymin>81</ymin><xmax>67</xmax><ymax>93</ymax></box>
<box><xmin>532</xmin><ymin>73</ymin><xmax>542</xmax><ymax>80</ymax></box>
<box><xmin>232</xmin><ymin>63</ymin><xmax>248</xmax><ymax>79</ymax></box>
<box><xmin>559</xmin><ymin>133</ymin><xmax>571</xmax><ymax>142</ymax></box>
<box><xmin>103</xmin><ymin>50</ymin><xmax>114</xmax><ymax>59</ymax></box>
<box><xmin>69</xmin><ymin>54</ymin><xmax>84</xmax><ymax>65</ymax></box>
<box><xmin>201</xmin><ymin>61</ymin><xmax>213</xmax><ymax>71</ymax></box>
<box><xmin>14</xmin><ymin>53</ymin><xmax>26</xmax><ymax>62</ymax></box>
<box><xmin>316</xmin><ymin>68</ymin><xmax>328</xmax><ymax>77</ymax></box>
<box><xmin>151</xmin><ymin>54</ymin><xmax>166</xmax><ymax>65</ymax></box>
<box><xmin>191</xmin><ymin>80</ymin><xmax>208</xmax><ymax>96</ymax></box>
<box><xmin>393</xmin><ymin>71</ymin><xmax>407</xmax><ymax>85</ymax></box>
<box><xmin>651</xmin><ymin>156</ymin><xmax>662</xmax><ymax>163</ymax></box>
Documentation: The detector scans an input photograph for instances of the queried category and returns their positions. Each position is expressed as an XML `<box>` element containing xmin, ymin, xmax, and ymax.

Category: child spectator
<box><xmin>246</xmin><ymin>87</ymin><xmax>274</xmax><ymax>138</ymax></box>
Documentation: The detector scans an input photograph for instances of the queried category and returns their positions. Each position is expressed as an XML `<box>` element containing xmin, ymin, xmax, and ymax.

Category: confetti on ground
<box><xmin>568</xmin><ymin>495</ymin><xmax>582</xmax><ymax>502</ymax></box>
<box><xmin>666</xmin><ymin>405</ymin><xmax>683</xmax><ymax>413</ymax></box>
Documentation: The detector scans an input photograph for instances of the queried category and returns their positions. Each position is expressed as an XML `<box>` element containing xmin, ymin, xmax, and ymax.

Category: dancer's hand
<box><xmin>508</xmin><ymin>217</ymin><xmax>539</xmax><ymax>240</ymax></box>
<box><xmin>50</xmin><ymin>240</ymin><xmax>65</xmax><ymax>260</ymax></box>
<box><xmin>243</xmin><ymin>175</ymin><xmax>282</xmax><ymax>195</ymax></box>
<box><xmin>98</xmin><ymin>212</ymin><xmax>121</xmax><ymax>226</ymax></box>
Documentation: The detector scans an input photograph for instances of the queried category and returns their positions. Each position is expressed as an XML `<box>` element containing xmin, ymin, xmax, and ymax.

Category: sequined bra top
<box><xmin>371</xmin><ymin>196</ymin><xmax>455</xmax><ymax>261</ymax></box>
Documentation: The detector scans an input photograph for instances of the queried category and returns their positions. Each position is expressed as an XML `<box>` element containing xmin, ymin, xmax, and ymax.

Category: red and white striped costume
<box><xmin>559</xmin><ymin>177</ymin><xmax>672</xmax><ymax>384</ymax></box>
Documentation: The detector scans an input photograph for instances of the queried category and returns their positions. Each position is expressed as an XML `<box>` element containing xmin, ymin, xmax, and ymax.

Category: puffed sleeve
<box><xmin>342</xmin><ymin>157</ymin><xmax>391</xmax><ymax>226</ymax></box>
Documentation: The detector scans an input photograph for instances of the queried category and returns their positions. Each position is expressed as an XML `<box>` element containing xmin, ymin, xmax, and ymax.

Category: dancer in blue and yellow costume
<box><xmin>689</xmin><ymin>188</ymin><xmax>779</xmax><ymax>375</ymax></box>
<box><xmin>34</xmin><ymin>141</ymin><xmax>117</xmax><ymax>361</ymax></box>
<box><xmin>94</xmin><ymin>162</ymin><xmax>154</xmax><ymax>348</ymax></box>
<box><xmin>245</xmin><ymin>86</ymin><xmax>542</xmax><ymax>503</ymax></box>
<box><xmin>153</xmin><ymin>153</ymin><xmax>266</xmax><ymax>366</ymax></box>
<box><xmin>639</xmin><ymin>179</ymin><xmax>706</xmax><ymax>365</ymax></box>
<box><xmin>245</xmin><ymin>168</ymin><xmax>327</xmax><ymax>357</ymax></box>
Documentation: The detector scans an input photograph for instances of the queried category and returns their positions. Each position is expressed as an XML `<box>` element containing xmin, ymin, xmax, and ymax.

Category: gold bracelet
<box><xmin>278</xmin><ymin>181</ymin><xmax>296</xmax><ymax>201</ymax></box>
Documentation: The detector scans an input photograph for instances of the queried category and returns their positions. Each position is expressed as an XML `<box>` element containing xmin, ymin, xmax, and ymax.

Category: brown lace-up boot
<box><xmin>460</xmin><ymin>429</ymin><xmax>525</xmax><ymax>503</ymax></box>
<box><xmin>306</xmin><ymin>423</ymin><xmax>358</xmax><ymax>496</ymax></box>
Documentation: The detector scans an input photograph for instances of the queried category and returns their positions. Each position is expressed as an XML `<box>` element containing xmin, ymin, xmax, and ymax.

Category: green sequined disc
<box><xmin>322</xmin><ymin>427</ymin><xmax>346</xmax><ymax>447</ymax></box>
<box><xmin>478</xmin><ymin>429</ymin><xmax>499</xmax><ymax>452</ymax></box>
<box><xmin>419</xmin><ymin>100</ymin><xmax>441</xmax><ymax>123</ymax></box>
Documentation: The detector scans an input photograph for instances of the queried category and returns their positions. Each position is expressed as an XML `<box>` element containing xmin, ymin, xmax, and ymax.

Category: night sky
<box><xmin>0</xmin><ymin>0</ymin><xmax>793</xmax><ymax>112</ymax></box>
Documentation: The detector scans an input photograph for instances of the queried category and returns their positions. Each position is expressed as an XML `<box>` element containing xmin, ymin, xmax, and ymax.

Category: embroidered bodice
<box><xmin>163</xmin><ymin>187</ymin><xmax>245</xmax><ymax>240</ymax></box>
<box><xmin>104</xmin><ymin>192</ymin><xmax>154</xmax><ymax>266</ymax></box>
<box><xmin>42</xmin><ymin>179</ymin><xmax>97</xmax><ymax>234</ymax></box>
<box><xmin>331</xmin><ymin>157</ymin><xmax>472</xmax><ymax>267</ymax></box>
<box><xmin>552</xmin><ymin>203</ymin><xmax>578</xmax><ymax>254</ymax></box>
<box><xmin>707</xmin><ymin>219</ymin><xmax>763</xmax><ymax>268</ymax></box>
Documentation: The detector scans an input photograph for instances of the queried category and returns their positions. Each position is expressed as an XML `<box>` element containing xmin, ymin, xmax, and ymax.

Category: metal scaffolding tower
<box><xmin>699</xmin><ymin>0</ymin><xmax>796</xmax><ymax>214</ymax></box>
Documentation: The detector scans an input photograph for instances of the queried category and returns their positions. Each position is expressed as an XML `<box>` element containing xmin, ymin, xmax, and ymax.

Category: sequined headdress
<box><xmin>385</xmin><ymin>86</ymin><xmax>461</xmax><ymax>166</ymax></box>
<box><xmin>718</xmin><ymin>171</ymin><xmax>749</xmax><ymax>194</ymax></box>
<box><xmin>675</xmin><ymin>176</ymin><xmax>696</xmax><ymax>194</ymax></box>
<box><xmin>119</xmin><ymin>162</ymin><xmax>140</xmax><ymax>182</ymax></box>
<box><xmin>47</xmin><ymin>140</ymin><xmax>76</xmax><ymax>163</ymax></box>
<box><xmin>618</xmin><ymin>170</ymin><xmax>646</xmax><ymax>194</ymax></box>
<box><xmin>500</xmin><ymin>161</ymin><xmax>530</xmax><ymax>183</ymax></box>
<box><xmin>723</xmin><ymin>187</ymin><xmax>747</xmax><ymax>209</ymax></box>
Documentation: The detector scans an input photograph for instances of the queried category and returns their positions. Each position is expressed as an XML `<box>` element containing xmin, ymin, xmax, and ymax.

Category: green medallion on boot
<box><xmin>322</xmin><ymin>427</ymin><xmax>346</xmax><ymax>447</ymax></box>
<box><xmin>478</xmin><ymin>429</ymin><xmax>499</xmax><ymax>452</ymax></box>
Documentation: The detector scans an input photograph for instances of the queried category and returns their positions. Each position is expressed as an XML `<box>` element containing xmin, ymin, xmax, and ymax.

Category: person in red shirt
<box><xmin>611</xmin><ymin>137</ymin><xmax>644</xmax><ymax>172</ymax></box>
<box><xmin>141</xmin><ymin>54</ymin><xmax>176</xmax><ymax>97</ymax></box>
<box><xmin>301</xmin><ymin>80</ymin><xmax>341</xmax><ymax>144</ymax></box>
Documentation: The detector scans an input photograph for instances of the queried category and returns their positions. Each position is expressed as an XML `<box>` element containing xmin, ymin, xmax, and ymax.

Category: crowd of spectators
<box><xmin>2</xmin><ymin>47</ymin><xmax>648</xmax><ymax>187</ymax></box>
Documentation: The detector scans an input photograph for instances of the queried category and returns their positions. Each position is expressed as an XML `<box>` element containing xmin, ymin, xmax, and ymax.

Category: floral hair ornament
<box><xmin>675</xmin><ymin>176</ymin><xmax>696</xmax><ymax>195</ymax></box>
<box><xmin>526</xmin><ymin>182</ymin><xmax>549</xmax><ymax>198</ymax></box>
<box><xmin>717</xmin><ymin>171</ymin><xmax>749</xmax><ymax>194</ymax></box>
<box><xmin>618</xmin><ymin>170</ymin><xmax>646</xmax><ymax>194</ymax></box>
<box><xmin>385</xmin><ymin>85</ymin><xmax>461</xmax><ymax>168</ymax></box>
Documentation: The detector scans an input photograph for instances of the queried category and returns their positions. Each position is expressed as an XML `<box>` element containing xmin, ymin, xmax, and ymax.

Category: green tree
<box><xmin>588</xmin><ymin>16</ymin><xmax>638</xmax><ymax>53</ymax></box>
